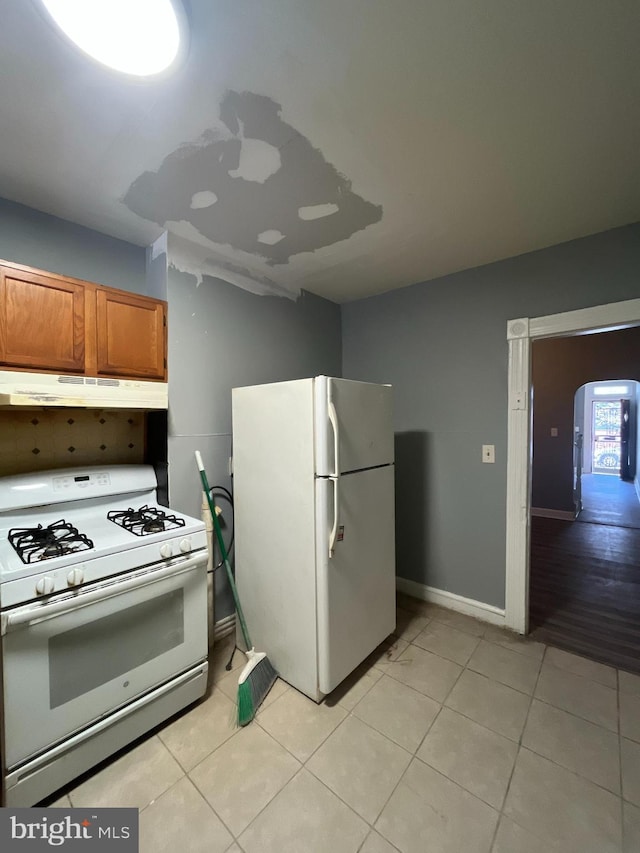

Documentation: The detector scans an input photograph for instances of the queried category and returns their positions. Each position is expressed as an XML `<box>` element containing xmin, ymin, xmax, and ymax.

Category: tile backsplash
<box><xmin>0</xmin><ymin>409</ymin><xmax>145</xmax><ymax>476</ymax></box>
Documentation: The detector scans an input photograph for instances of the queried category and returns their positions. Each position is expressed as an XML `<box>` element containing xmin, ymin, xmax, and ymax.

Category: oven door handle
<box><xmin>1</xmin><ymin>554</ymin><xmax>207</xmax><ymax>635</ymax></box>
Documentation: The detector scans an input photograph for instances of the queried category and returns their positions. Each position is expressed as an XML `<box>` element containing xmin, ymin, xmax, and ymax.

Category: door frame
<box><xmin>504</xmin><ymin>298</ymin><xmax>640</xmax><ymax>633</ymax></box>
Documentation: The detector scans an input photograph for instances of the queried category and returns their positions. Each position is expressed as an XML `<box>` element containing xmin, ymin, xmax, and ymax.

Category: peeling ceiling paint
<box><xmin>190</xmin><ymin>191</ymin><xmax>218</xmax><ymax>209</ymax></box>
<box><xmin>124</xmin><ymin>90</ymin><xmax>382</xmax><ymax>266</ymax></box>
<box><xmin>298</xmin><ymin>203</ymin><xmax>339</xmax><ymax>221</ymax></box>
<box><xmin>257</xmin><ymin>229</ymin><xmax>286</xmax><ymax>245</ymax></box>
<box><xmin>167</xmin><ymin>233</ymin><xmax>298</xmax><ymax>299</ymax></box>
<box><xmin>227</xmin><ymin>131</ymin><xmax>281</xmax><ymax>184</ymax></box>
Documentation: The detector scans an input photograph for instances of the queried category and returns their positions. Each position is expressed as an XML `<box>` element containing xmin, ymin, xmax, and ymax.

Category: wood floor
<box><xmin>529</xmin><ymin>516</ymin><xmax>640</xmax><ymax>673</ymax></box>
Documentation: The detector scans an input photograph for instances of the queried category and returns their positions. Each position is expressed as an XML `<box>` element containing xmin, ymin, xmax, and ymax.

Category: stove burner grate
<box><xmin>107</xmin><ymin>505</ymin><xmax>186</xmax><ymax>537</ymax></box>
<box><xmin>8</xmin><ymin>520</ymin><xmax>95</xmax><ymax>564</ymax></box>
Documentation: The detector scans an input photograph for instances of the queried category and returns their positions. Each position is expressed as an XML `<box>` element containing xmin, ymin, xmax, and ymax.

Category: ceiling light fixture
<box><xmin>40</xmin><ymin>0</ymin><xmax>187</xmax><ymax>78</ymax></box>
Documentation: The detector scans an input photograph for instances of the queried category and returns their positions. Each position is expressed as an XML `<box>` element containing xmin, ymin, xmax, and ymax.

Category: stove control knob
<box><xmin>179</xmin><ymin>538</ymin><xmax>192</xmax><ymax>553</ymax></box>
<box><xmin>67</xmin><ymin>567</ymin><xmax>84</xmax><ymax>586</ymax></box>
<box><xmin>36</xmin><ymin>576</ymin><xmax>55</xmax><ymax>596</ymax></box>
<box><xmin>159</xmin><ymin>543</ymin><xmax>173</xmax><ymax>559</ymax></box>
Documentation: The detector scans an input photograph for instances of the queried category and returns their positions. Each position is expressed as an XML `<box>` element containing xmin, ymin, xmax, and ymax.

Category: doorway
<box><xmin>504</xmin><ymin>298</ymin><xmax>640</xmax><ymax>637</ymax></box>
<box><xmin>526</xmin><ymin>333</ymin><xmax>640</xmax><ymax>670</ymax></box>
<box><xmin>574</xmin><ymin>381</ymin><xmax>640</xmax><ymax>528</ymax></box>
<box><xmin>591</xmin><ymin>398</ymin><xmax>623</xmax><ymax>473</ymax></box>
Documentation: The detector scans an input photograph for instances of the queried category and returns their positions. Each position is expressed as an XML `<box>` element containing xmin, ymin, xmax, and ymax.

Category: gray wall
<box><xmin>342</xmin><ymin>222</ymin><xmax>640</xmax><ymax>609</ymax></box>
<box><xmin>0</xmin><ymin>196</ymin><xmax>147</xmax><ymax>294</ymax></box>
<box><xmin>166</xmin><ymin>265</ymin><xmax>342</xmax><ymax>618</ymax></box>
<box><xmin>532</xmin><ymin>330</ymin><xmax>640</xmax><ymax>511</ymax></box>
<box><xmin>145</xmin><ymin>234</ymin><xmax>168</xmax><ymax>301</ymax></box>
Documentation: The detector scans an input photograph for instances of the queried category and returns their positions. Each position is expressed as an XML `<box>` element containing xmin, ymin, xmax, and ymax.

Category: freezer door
<box><xmin>316</xmin><ymin>464</ymin><xmax>396</xmax><ymax>695</ymax></box>
<box><xmin>315</xmin><ymin>376</ymin><xmax>394</xmax><ymax>476</ymax></box>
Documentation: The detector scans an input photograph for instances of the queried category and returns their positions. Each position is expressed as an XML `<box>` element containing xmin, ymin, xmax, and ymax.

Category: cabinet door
<box><xmin>96</xmin><ymin>289</ymin><xmax>166</xmax><ymax>380</ymax></box>
<box><xmin>0</xmin><ymin>267</ymin><xmax>85</xmax><ymax>372</ymax></box>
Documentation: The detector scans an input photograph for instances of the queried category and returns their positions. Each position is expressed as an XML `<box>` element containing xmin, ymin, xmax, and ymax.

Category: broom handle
<box><xmin>195</xmin><ymin>451</ymin><xmax>252</xmax><ymax>651</ymax></box>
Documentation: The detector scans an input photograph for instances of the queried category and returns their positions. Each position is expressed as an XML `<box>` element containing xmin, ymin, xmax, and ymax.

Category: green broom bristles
<box><xmin>237</xmin><ymin>680</ymin><xmax>254</xmax><ymax>727</ymax></box>
<box><xmin>237</xmin><ymin>654</ymin><xmax>278</xmax><ymax>726</ymax></box>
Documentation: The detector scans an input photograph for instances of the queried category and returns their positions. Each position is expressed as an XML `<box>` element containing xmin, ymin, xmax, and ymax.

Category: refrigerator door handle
<box><xmin>327</xmin><ymin>389</ymin><xmax>340</xmax><ymax>558</ymax></box>
<box><xmin>328</xmin><ymin>397</ymin><xmax>339</xmax><ymax>477</ymax></box>
<box><xmin>328</xmin><ymin>475</ymin><xmax>339</xmax><ymax>558</ymax></box>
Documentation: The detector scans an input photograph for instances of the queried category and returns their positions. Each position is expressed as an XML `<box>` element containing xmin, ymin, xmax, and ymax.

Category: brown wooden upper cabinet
<box><xmin>96</xmin><ymin>288</ymin><xmax>166</xmax><ymax>380</ymax></box>
<box><xmin>0</xmin><ymin>265</ymin><xmax>86</xmax><ymax>372</ymax></box>
<box><xmin>0</xmin><ymin>260</ymin><xmax>167</xmax><ymax>381</ymax></box>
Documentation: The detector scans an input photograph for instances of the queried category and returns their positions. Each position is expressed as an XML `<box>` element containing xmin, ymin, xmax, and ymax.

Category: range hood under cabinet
<box><xmin>0</xmin><ymin>260</ymin><xmax>168</xmax><ymax>409</ymax></box>
<box><xmin>0</xmin><ymin>371</ymin><xmax>168</xmax><ymax>409</ymax></box>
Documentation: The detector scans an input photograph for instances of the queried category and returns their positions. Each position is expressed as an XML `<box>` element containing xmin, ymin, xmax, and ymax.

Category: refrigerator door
<box><xmin>232</xmin><ymin>378</ymin><xmax>321</xmax><ymax>700</ymax></box>
<box><xmin>316</xmin><ymin>464</ymin><xmax>396</xmax><ymax>695</ymax></box>
<box><xmin>315</xmin><ymin>376</ymin><xmax>394</xmax><ymax>476</ymax></box>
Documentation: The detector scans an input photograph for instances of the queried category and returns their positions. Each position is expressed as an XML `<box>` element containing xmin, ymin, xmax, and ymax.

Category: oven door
<box><xmin>1</xmin><ymin>553</ymin><xmax>208</xmax><ymax>770</ymax></box>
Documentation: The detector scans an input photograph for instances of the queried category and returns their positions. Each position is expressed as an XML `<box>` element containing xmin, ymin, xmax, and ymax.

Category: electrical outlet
<box><xmin>482</xmin><ymin>444</ymin><xmax>495</xmax><ymax>464</ymax></box>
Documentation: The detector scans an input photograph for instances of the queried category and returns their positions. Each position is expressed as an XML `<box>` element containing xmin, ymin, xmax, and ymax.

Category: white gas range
<box><xmin>0</xmin><ymin>465</ymin><xmax>209</xmax><ymax>807</ymax></box>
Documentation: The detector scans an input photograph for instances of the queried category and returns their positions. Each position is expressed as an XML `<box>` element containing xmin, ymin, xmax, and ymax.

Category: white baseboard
<box><xmin>213</xmin><ymin>613</ymin><xmax>236</xmax><ymax>641</ymax></box>
<box><xmin>396</xmin><ymin>577</ymin><xmax>505</xmax><ymax>626</ymax></box>
<box><xmin>531</xmin><ymin>507</ymin><xmax>575</xmax><ymax>521</ymax></box>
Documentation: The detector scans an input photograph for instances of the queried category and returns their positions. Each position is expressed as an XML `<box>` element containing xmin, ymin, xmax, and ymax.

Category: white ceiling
<box><xmin>0</xmin><ymin>1</ymin><xmax>638</xmax><ymax>302</ymax></box>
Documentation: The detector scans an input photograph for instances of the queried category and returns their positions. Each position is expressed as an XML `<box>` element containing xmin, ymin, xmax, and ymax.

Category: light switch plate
<box><xmin>482</xmin><ymin>444</ymin><xmax>495</xmax><ymax>464</ymax></box>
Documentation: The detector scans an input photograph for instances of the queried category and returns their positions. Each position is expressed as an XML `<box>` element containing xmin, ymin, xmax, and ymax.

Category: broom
<box><xmin>195</xmin><ymin>451</ymin><xmax>277</xmax><ymax>725</ymax></box>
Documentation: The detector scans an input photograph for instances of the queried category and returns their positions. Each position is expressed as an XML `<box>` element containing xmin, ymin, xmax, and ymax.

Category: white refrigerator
<box><xmin>232</xmin><ymin>375</ymin><xmax>396</xmax><ymax>701</ymax></box>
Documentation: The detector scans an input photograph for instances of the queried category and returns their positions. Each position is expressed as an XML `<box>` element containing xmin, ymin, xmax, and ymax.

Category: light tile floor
<box><xmin>44</xmin><ymin>594</ymin><xmax>640</xmax><ymax>853</ymax></box>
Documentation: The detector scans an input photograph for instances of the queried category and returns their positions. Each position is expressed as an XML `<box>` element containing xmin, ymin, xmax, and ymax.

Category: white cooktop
<box><xmin>0</xmin><ymin>465</ymin><xmax>206</xmax><ymax>597</ymax></box>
